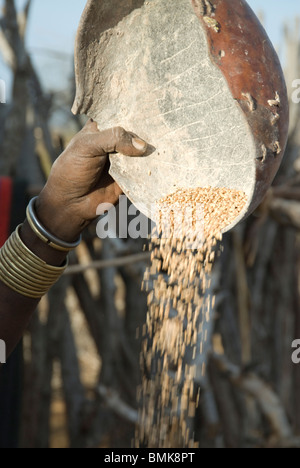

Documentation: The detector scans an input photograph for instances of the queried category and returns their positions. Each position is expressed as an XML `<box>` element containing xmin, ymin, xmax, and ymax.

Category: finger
<box><xmin>89</xmin><ymin>126</ymin><xmax>148</xmax><ymax>157</ymax></box>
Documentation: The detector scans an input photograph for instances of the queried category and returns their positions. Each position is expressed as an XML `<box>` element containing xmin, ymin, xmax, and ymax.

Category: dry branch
<box><xmin>270</xmin><ymin>198</ymin><xmax>300</xmax><ymax>229</ymax></box>
<box><xmin>211</xmin><ymin>354</ymin><xmax>299</xmax><ymax>447</ymax></box>
<box><xmin>97</xmin><ymin>385</ymin><xmax>138</xmax><ymax>425</ymax></box>
<box><xmin>233</xmin><ymin>229</ymin><xmax>251</xmax><ymax>365</ymax></box>
<box><xmin>0</xmin><ymin>0</ymin><xmax>27</xmax><ymax>71</ymax></box>
<box><xmin>18</xmin><ymin>0</ymin><xmax>32</xmax><ymax>40</ymax></box>
<box><xmin>65</xmin><ymin>252</ymin><xmax>150</xmax><ymax>276</ymax></box>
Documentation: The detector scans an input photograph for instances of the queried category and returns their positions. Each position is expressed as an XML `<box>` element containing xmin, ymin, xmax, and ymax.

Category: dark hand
<box><xmin>36</xmin><ymin>120</ymin><xmax>148</xmax><ymax>241</ymax></box>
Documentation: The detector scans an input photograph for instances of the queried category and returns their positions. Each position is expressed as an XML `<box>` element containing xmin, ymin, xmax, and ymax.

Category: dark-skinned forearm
<box><xmin>0</xmin><ymin>123</ymin><xmax>148</xmax><ymax>358</ymax></box>
<box><xmin>0</xmin><ymin>220</ymin><xmax>68</xmax><ymax>357</ymax></box>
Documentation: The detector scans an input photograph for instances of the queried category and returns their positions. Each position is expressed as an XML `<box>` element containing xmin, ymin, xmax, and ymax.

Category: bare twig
<box><xmin>97</xmin><ymin>385</ymin><xmax>138</xmax><ymax>425</ymax></box>
<box><xmin>270</xmin><ymin>198</ymin><xmax>300</xmax><ymax>229</ymax></box>
<box><xmin>59</xmin><ymin>305</ymin><xmax>86</xmax><ymax>448</ymax></box>
<box><xmin>273</xmin><ymin>187</ymin><xmax>300</xmax><ymax>201</ymax></box>
<box><xmin>65</xmin><ymin>252</ymin><xmax>150</xmax><ymax>275</ymax></box>
<box><xmin>232</xmin><ymin>229</ymin><xmax>251</xmax><ymax>365</ymax></box>
<box><xmin>18</xmin><ymin>0</ymin><xmax>32</xmax><ymax>40</ymax></box>
<box><xmin>0</xmin><ymin>0</ymin><xmax>28</xmax><ymax>70</ymax></box>
<box><xmin>211</xmin><ymin>354</ymin><xmax>298</xmax><ymax>446</ymax></box>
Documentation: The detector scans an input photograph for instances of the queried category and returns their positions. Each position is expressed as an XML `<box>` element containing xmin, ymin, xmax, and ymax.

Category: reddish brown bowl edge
<box><xmin>192</xmin><ymin>0</ymin><xmax>289</xmax><ymax>213</ymax></box>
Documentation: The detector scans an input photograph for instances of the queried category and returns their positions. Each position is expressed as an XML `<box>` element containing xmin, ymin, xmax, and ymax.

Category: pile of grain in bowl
<box><xmin>136</xmin><ymin>187</ymin><xmax>247</xmax><ymax>448</ymax></box>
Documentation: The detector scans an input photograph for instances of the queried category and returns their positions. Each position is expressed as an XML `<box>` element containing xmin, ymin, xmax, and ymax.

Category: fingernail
<box><xmin>132</xmin><ymin>137</ymin><xmax>147</xmax><ymax>152</ymax></box>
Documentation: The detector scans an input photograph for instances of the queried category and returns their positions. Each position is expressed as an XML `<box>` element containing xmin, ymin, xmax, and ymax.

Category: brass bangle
<box><xmin>0</xmin><ymin>260</ymin><xmax>49</xmax><ymax>298</ymax></box>
<box><xmin>14</xmin><ymin>227</ymin><xmax>67</xmax><ymax>272</ymax></box>
<box><xmin>0</xmin><ymin>260</ymin><xmax>48</xmax><ymax>295</ymax></box>
<box><xmin>7</xmin><ymin>239</ymin><xmax>60</xmax><ymax>278</ymax></box>
<box><xmin>4</xmin><ymin>241</ymin><xmax>59</xmax><ymax>282</ymax></box>
<box><xmin>3</xmin><ymin>247</ymin><xmax>58</xmax><ymax>287</ymax></box>
<box><xmin>0</xmin><ymin>274</ymin><xmax>48</xmax><ymax>299</ymax></box>
<box><xmin>6</xmin><ymin>235</ymin><xmax>60</xmax><ymax>276</ymax></box>
<box><xmin>0</xmin><ymin>226</ymin><xmax>68</xmax><ymax>299</ymax></box>
<box><xmin>0</xmin><ymin>251</ymin><xmax>54</xmax><ymax>289</ymax></box>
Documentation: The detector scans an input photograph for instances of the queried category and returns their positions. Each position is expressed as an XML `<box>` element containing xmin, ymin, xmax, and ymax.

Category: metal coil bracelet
<box><xmin>0</xmin><ymin>226</ymin><xmax>68</xmax><ymax>299</ymax></box>
<box><xmin>26</xmin><ymin>197</ymin><xmax>82</xmax><ymax>253</ymax></box>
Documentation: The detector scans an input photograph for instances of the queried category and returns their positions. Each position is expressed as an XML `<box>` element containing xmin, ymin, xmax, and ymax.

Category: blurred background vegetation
<box><xmin>1</xmin><ymin>0</ymin><xmax>300</xmax><ymax>448</ymax></box>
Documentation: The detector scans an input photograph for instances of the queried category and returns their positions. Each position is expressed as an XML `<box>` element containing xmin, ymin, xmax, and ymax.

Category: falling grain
<box><xmin>138</xmin><ymin>187</ymin><xmax>247</xmax><ymax>448</ymax></box>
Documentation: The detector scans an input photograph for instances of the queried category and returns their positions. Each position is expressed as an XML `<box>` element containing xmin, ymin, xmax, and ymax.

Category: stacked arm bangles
<box><xmin>0</xmin><ymin>198</ymin><xmax>82</xmax><ymax>299</ymax></box>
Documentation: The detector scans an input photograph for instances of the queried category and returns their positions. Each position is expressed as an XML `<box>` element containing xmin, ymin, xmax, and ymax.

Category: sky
<box><xmin>0</xmin><ymin>0</ymin><xmax>300</xmax><ymax>100</ymax></box>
